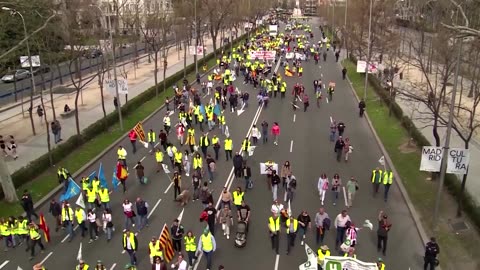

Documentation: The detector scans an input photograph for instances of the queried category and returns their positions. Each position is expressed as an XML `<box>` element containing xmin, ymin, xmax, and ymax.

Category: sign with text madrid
<box><xmin>420</xmin><ymin>146</ymin><xmax>443</xmax><ymax>172</ymax></box>
<box><xmin>323</xmin><ymin>256</ymin><xmax>378</xmax><ymax>270</ymax></box>
<box><xmin>446</xmin><ymin>148</ymin><xmax>470</xmax><ymax>174</ymax></box>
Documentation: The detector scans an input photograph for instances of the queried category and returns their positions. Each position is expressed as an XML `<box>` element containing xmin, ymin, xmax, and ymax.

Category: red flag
<box><xmin>158</xmin><ymin>224</ymin><xmax>175</xmax><ymax>262</ymax></box>
<box><xmin>38</xmin><ymin>213</ymin><xmax>50</xmax><ymax>242</ymax></box>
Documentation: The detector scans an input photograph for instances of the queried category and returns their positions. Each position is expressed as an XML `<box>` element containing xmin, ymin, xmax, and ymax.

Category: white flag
<box><xmin>75</xmin><ymin>194</ymin><xmax>85</xmax><ymax>209</ymax></box>
<box><xmin>378</xmin><ymin>156</ymin><xmax>385</xmax><ymax>166</ymax></box>
<box><xmin>177</xmin><ymin>208</ymin><xmax>185</xmax><ymax>224</ymax></box>
<box><xmin>162</xmin><ymin>164</ymin><xmax>171</xmax><ymax>174</ymax></box>
<box><xmin>225</xmin><ymin>126</ymin><xmax>230</xmax><ymax>137</ymax></box>
<box><xmin>363</xmin><ymin>219</ymin><xmax>373</xmax><ymax>230</ymax></box>
<box><xmin>248</xmin><ymin>146</ymin><xmax>256</xmax><ymax>156</ymax></box>
<box><xmin>140</xmin><ymin>140</ymin><xmax>149</xmax><ymax>148</ymax></box>
<box><xmin>77</xmin><ymin>242</ymin><xmax>83</xmax><ymax>261</ymax></box>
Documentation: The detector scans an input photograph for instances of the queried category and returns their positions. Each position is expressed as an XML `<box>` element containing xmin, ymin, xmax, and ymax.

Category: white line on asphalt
<box><xmin>330</xmin><ymin>116</ymin><xmax>333</xmax><ymax>123</ymax></box>
<box><xmin>321</xmin><ymin>73</ymin><xmax>323</xmax><ymax>77</ymax></box>
<box><xmin>121</xmin><ymin>250</ymin><xmax>125</xmax><ymax>254</ymax></box>
<box><xmin>293</xmin><ymin>114</ymin><xmax>296</xmax><ymax>123</ymax></box>
<box><xmin>61</xmin><ymin>225</ymin><xmax>79</xmax><ymax>243</ymax></box>
<box><xmin>290</xmin><ymin>140</ymin><xmax>294</xmax><ymax>153</ymax></box>
<box><xmin>110</xmin><ymin>263</ymin><xmax>117</xmax><ymax>270</ymax></box>
<box><xmin>147</xmin><ymin>198</ymin><xmax>162</xmax><ymax>218</ymax></box>
<box><xmin>0</xmin><ymin>260</ymin><xmax>9</xmax><ymax>269</ymax></box>
<box><xmin>194</xmin><ymin>100</ymin><xmax>265</xmax><ymax>270</ymax></box>
<box><xmin>164</xmin><ymin>182</ymin><xmax>173</xmax><ymax>194</ymax></box>
<box><xmin>40</xmin><ymin>251</ymin><xmax>53</xmax><ymax>264</ymax></box>
<box><xmin>323</xmin><ymin>84</ymin><xmax>326</xmax><ymax>89</ymax></box>
<box><xmin>140</xmin><ymin>156</ymin><xmax>146</xmax><ymax>162</ymax></box>
<box><xmin>343</xmin><ymin>186</ymin><xmax>348</xmax><ymax>207</ymax></box>
<box><xmin>274</xmin><ymin>254</ymin><xmax>280</xmax><ymax>270</ymax></box>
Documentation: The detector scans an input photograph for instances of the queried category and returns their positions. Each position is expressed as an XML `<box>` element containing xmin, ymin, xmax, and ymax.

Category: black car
<box><xmin>83</xmin><ymin>49</ymin><xmax>103</xmax><ymax>59</ymax></box>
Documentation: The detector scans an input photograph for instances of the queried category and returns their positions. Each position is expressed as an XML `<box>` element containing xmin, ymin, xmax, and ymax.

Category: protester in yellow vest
<box><xmin>184</xmin><ymin>231</ymin><xmax>197</xmax><ymax>267</ymax></box>
<box><xmin>85</xmin><ymin>186</ymin><xmax>97</xmax><ymax>210</ymax></box>
<box><xmin>371</xmin><ymin>167</ymin><xmax>382</xmax><ymax>197</ymax></box>
<box><xmin>317</xmin><ymin>245</ymin><xmax>331</xmax><ymax>269</ymax></box>
<box><xmin>232</xmin><ymin>187</ymin><xmax>244</xmax><ymax>210</ymax></box>
<box><xmin>268</xmin><ymin>214</ymin><xmax>280</xmax><ymax>254</ymax></box>
<box><xmin>147</xmin><ymin>129</ymin><xmax>156</xmax><ymax>150</ymax></box>
<box><xmin>76</xmin><ymin>260</ymin><xmax>89</xmax><ymax>270</ymax></box>
<box><xmin>98</xmin><ymin>187</ymin><xmax>111</xmax><ymax>210</ymax></box>
<box><xmin>148</xmin><ymin>237</ymin><xmax>163</xmax><ymax>264</ymax></box>
<box><xmin>28</xmin><ymin>222</ymin><xmax>45</xmax><ymax>259</ymax></box>
<box><xmin>382</xmin><ymin>170</ymin><xmax>393</xmax><ymax>202</ymax></box>
<box><xmin>62</xmin><ymin>203</ymin><xmax>75</xmax><ymax>242</ymax></box>
<box><xmin>285</xmin><ymin>216</ymin><xmax>298</xmax><ymax>254</ymax></box>
<box><xmin>377</xmin><ymin>258</ymin><xmax>386</xmax><ymax>270</ymax></box>
<box><xmin>155</xmin><ymin>148</ymin><xmax>164</xmax><ymax>173</ymax></box>
<box><xmin>197</xmin><ymin>228</ymin><xmax>216</xmax><ymax>270</ymax></box>
<box><xmin>123</xmin><ymin>228</ymin><xmax>138</xmax><ymax>265</ymax></box>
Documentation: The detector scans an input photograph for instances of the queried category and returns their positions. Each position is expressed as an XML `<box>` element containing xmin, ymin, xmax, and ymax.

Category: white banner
<box><xmin>188</xmin><ymin>46</ymin><xmax>206</xmax><ymax>56</ymax></box>
<box><xmin>323</xmin><ymin>256</ymin><xmax>379</xmax><ymax>270</ymax></box>
<box><xmin>447</xmin><ymin>148</ymin><xmax>470</xmax><ymax>174</ymax></box>
<box><xmin>105</xmin><ymin>78</ymin><xmax>128</xmax><ymax>95</ymax></box>
<box><xmin>99</xmin><ymin>39</ymin><xmax>112</xmax><ymax>52</ymax></box>
<box><xmin>249</xmin><ymin>51</ymin><xmax>276</xmax><ymax>60</ymax></box>
<box><xmin>356</xmin><ymin>60</ymin><xmax>378</xmax><ymax>73</ymax></box>
<box><xmin>299</xmin><ymin>244</ymin><xmax>317</xmax><ymax>270</ymax></box>
<box><xmin>260</xmin><ymin>162</ymin><xmax>278</xmax><ymax>174</ymax></box>
<box><xmin>286</xmin><ymin>52</ymin><xmax>295</xmax><ymax>59</ymax></box>
<box><xmin>420</xmin><ymin>146</ymin><xmax>443</xmax><ymax>172</ymax></box>
<box><xmin>20</xmin><ymin>55</ymin><xmax>41</xmax><ymax>68</ymax></box>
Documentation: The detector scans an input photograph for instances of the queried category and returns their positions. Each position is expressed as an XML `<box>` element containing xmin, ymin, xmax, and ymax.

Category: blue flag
<box><xmin>199</xmin><ymin>104</ymin><xmax>206</xmax><ymax>116</ymax></box>
<box><xmin>213</xmin><ymin>104</ymin><xmax>221</xmax><ymax>116</ymax></box>
<box><xmin>59</xmin><ymin>178</ymin><xmax>81</xmax><ymax>202</ymax></box>
<box><xmin>112</xmin><ymin>167</ymin><xmax>120</xmax><ymax>191</ymax></box>
<box><xmin>88</xmin><ymin>171</ymin><xmax>96</xmax><ymax>182</ymax></box>
<box><xmin>98</xmin><ymin>163</ymin><xmax>108</xmax><ymax>188</ymax></box>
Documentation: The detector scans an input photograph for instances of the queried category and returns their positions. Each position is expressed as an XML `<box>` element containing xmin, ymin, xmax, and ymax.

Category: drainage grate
<box><xmin>449</xmin><ymin>221</ymin><xmax>469</xmax><ymax>232</ymax></box>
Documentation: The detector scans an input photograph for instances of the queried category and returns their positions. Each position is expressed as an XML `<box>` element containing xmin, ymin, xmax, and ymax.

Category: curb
<box><xmin>342</xmin><ymin>63</ymin><xmax>432</xmax><ymax>257</ymax></box>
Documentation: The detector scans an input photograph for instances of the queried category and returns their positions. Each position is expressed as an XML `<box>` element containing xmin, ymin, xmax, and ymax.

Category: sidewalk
<box><xmin>391</xmin><ymin>60</ymin><xmax>480</xmax><ymax>206</ymax></box>
<box><xmin>0</xmin><ymin>34</ymin><xmax>222</xmax><ymax>174</ymax></box>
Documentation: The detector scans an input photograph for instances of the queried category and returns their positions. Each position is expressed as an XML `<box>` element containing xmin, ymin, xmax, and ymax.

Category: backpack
<box><xmin>323</xmin><ymin>217</ymin><xmax>331</xmax><ymax>230</ymax></box>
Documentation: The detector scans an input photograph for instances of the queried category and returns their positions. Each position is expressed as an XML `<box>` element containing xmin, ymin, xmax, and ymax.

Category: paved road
<box><xmin>0</xmin><ymin>19</ymin><xmax>426</xmax><ymax>270</ymax></box>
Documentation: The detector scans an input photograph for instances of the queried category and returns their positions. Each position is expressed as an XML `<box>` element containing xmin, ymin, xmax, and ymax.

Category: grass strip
<box><xmin>343</xmin><ymin>59</ymin><xmax>477</xmax><ymax>267</ymax></box>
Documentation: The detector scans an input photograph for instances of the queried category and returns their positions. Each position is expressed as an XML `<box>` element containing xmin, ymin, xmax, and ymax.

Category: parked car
<box><xmin>32</xmin><ymin>65</ymin><xmax>51</xmax><ymax>75</ymax></box>
<box><xmin>1</xmin><ymin>69</ymin><xmax>30</xmax><ymax>83</ymax></box>
<box><xmin>83</xmin><ymin>49</ymin><xmax>103</xmax><ymax>59</ymax></box>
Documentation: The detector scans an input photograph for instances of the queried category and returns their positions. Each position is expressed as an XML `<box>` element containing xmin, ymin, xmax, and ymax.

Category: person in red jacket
<box><xmin>128</xmin><ymin>130</ymin><xmax>137</xmax><ymax>154</ymax></box>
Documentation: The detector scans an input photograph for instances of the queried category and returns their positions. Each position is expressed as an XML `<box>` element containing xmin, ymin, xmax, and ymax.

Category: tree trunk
<box><xmin>184</xmin><ymin>39</ymin><xmax>188</xmax><ymax>78</ymax></box>
<box><xmin>432</xmin><ymin>117</ymin><xmax>441</xmax><ymax>147</ymax></box>
<box><xmin>163</xmin><ymin>49</ymin><xmax>168</xmax><ymax>93</ymax></box>
<box><xmin>48</xmin><ymin>65</ymin><xmax>56</xmax><ymax>121</ymax></box>
<box><xmin>211</xmin><ymin>29</ymin><xmax>218</xmax><ymax>58</ymax></box>
<box><xmin>74</xmin><ymin>58</ymin><xmax>82</xmax><ymax>135</ymax></box>
<box><xmin>456</xmin><ymin>142</ymin><xmax>470</xmax><ymax>217</ymax></box>
<box><xmin>57</xmin><ymin>63</ymin><xmax>63</xmax><ymax>84</ymax></box>
<box><xmin>98</xmin><ymin>68</ymin><xmax>107</xmax><ymax>118</ymax></box>
<box><xmin>40</xmin><ymin>85</ymin><xmax>53</xmax><ymax>166</ymax></box>
<box><xmin>0</xmin><ymin>156</ymin><xmax>18</xmax><ymax>203</ymax></box>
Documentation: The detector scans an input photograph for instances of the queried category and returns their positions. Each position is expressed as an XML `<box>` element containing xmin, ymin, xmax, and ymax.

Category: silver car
<box><xmin>1</xmin><ymin>69</ymin><xmax>30</xmax><ymax>83</ymax></box>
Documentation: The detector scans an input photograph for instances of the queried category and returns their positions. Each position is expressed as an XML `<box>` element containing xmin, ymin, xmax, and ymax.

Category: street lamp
<box><xmin>363</xmin><ymin>0</ymin><xmax>373</xmax><ymax>100</ymax></box>
<box><xmin>194</xmin><ymin>0</ymin><xmax>198</xmax><ymax>75</ymax></box>
<box><xmin>2</xmin><ymin>7</ymin><xmax>37</xmax><ymax>124</ymax></box>
<box><xmin>90</xmin><ymin>3</ymin><xmax>124</xmax><ymax>131</ymax></box>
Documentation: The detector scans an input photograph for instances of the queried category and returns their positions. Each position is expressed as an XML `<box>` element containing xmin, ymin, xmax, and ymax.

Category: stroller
<box><xmin>234</xmin><ymin>221</ymin><xmax>248</xmax><ymax>248</ymax></box>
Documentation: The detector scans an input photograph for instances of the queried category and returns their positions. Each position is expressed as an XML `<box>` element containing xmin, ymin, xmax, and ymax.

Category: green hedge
<box><xmin>6</xmin><ymin>32</ymin><xmax>250</xmax><ymax>198</ymax></box>
<box><xmin>348</xmin><ymin>54</ymin><xmax>480</xmax><ymax>231</ymax></box>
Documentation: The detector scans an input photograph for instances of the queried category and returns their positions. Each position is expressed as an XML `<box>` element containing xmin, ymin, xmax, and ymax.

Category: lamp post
<box><xmin>363</xmin><ymin>0</ymin><xmax>373</xmax><ymax>100</ymax></box>
<box><xmin>90</xmin><ymin>3</ymin><xmax>124</xmax><ymax>131</ymax></box>
<box><xmin>2</xmin><ymin>7</ymin><xmax>37</xmax><ymax>128</ymax></box>
<box><xmin>194</xmin><ymin>0</ymin><xmax>198</xmax><ymax>75</ymax></box>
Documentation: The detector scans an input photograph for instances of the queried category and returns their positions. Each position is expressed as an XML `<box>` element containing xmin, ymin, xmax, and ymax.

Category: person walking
<box><xmin>329</xmin><ymin>120</ymin><xmax>337</xmax><ymax>142</ymax></box>
<box><xmin>197</xmin><ymin>228</ymin><xmax>216</xmax><ymax>270</ymax></box>
<box><xmin>251</xmin><ymin>125</ymin><xmax>260</xmax><ymax>145</ymax></box>
<box><xmin>280</xmin><ymin>161</ymin><xmax>292</xmax><ymax>192</ymax></box>
<box><xmin>204</xmin><ymin>202</ymin><xmax>217</xmax><ymax>235</ymax></box>
<box><xmin>232</xmin><ymin>187</ymin><xmax>244</xmax><ymax>211</ymax></box>
<box><xmin>344</xmin><ymin>138</ymin><xmax>353</xmax><ymax>162</ymax></box>
<box><xmin>147</xmin><ymin>129</ymin><xmax>156</xmax><ymax>151</ymax></box>
<box><xmin>21</xmin><ymin>190</ymin><xmax>38</xmax><ymax>222</ymax></box>
<box><xmin>233</xmin><ymin>152</ymin><xmax>243</xmax><ymax>178</ymax></box>
<box><xmin>219</xmin><ymin>187</ymin><xmax>232</xmax><ymax>210</ymax></box>
<box><xmin>424</xmin><ymin>237</ymin><xmax>440</xmax><ymax>270</ymax></box>
<box><xmin>317</xmin><ymin>173</ymin><xmax>329</xmax><ymax>205</ymax></box>
<box><xmin>314</xmin><ymin>208</ymin><xmax>330</xmax><ymax>245</ymax></box>
<box><xmin>49</xmin><ymin>199</ymin><xmax>62</xmax><ymax>232</ymax></box>
<box><xmin>173</xmin><ymin>172</ymin><xmax>182</xmax><ymax>201</ymax></box>
<box><xmin>61</xmin><ymin>202</ymin><xmax>75</xmax><ymax>241</ymax></box>
<box><xmin>174</xmin><ymin>150</ymin><xmax>183</xmax><ymax>174</ymax></box>
<box><xmin>271</xmin><ymin>122</ymin><xmax>280</xmax><ymax>146</ymax></box>
<box><xmin>171</xmin><ymin>219</ymin><xmax>185</xmax><ymax>252</ymax></box>
<box><xmin>268</xmin><ymin>213</ymin><xmax>281</xmax><ymax>255</ymax></box>
<box><xmin>183</xmin><ymin>150</ymin><xmax>191</xmax><ymax>177</ymax></box>
<box><xmin>285</xmin><ymin>173</ymin><xmax>297</xmax><ymax>202</ymax></box>
<box><xmin>261</xmin><ymin>120</ymin><xmax>269</xmax><ymax>144</ymax></box>
<box><xmin>102</xmin><ymin>209</ymin><xmax>113</xmax><ymax>242</ymax></box>
<box><xmin>377</xmin><ymin>210</ymin><xmax>392</xmax><ymax>256</ymax></box>
<box><xmin>199</xmin><ymin>133</ymin><xmax>210</xmax><ymax>158</ymax></box>
<box><xmin>224</xmin><ymin>136</ymin><xmax>233</xmax><ymax>161</ymax></box>
<box><xmin>135</xmin><ymin>197</ymin><xmax>149</xmax><ymax>231</ymax></box>
<box><xmin>285</xmin><ymin>216</ymin><xmax>298</xmax><ymax>255</ymax></box>
<box><xmin>317</xmin><ymin>245</ymin><xmax>331</xmax><ymax>270</ymax></box>
<box><xmin>337</xmin><ymin>121</ymin><xmax>346</xmax><ymax>137</ymax></box>
<box><xmin>334</xmin><ymin>136</ymin><xmax>345</xmax><ymax>162</ymax></box>
<box><xmin>212</xmin><ymin>135</ymin><xmax>221</xmax><ymax>161</ymax></box>
<box><xmin>371</xmin><ymin>167</ymin><xmax>382</xmax><ymax>197</ymax></box>
<box><xmin>123</xmin><ymin>228</ymin><xmax>138</xmax><ymax>266</ymax></box>
<box><xmin>75</xmin><ymin>206</ymin><xmax>87</xmax><ymax>238</ymax></box>
<box><xmin>87</xmin><ymin>208</ymin><xmax>99</xmax><ymax>243</ymax></box>
<box><xmin>342</xmin><ymin>67</ymin><xmax>347</xmax><ymax>80</ymax></box>
<box><xmin>128</xmin><ymin>130</ymin><xmax>137</xmax><ymax>154</ymax></box>
<box><xmin>346</xmin><ymin>177</ymin><xmax>358</xmax><ymax>208</ymax></box>
<box><xmin>148</xmin><ymin>237</ymin><xmax>163</xmax><ymax>265</ymax></box>
<box><xmin>331</xmin><ymin>174</ymin><xmax>342</xmax><ymax>206</ymax></box>
<box><xmin>133</xmin><ymin>161</ymin><xmax>145</xmax><ymax>184</ymax></box>
<box><xmin>271</xmin><ymin>170</ymin><xmax>281</xmax><ymax>201</ymax></box>
<box><xmin>382</xmin><ymin>170</ymin><xmax>393</xmax><ymax>202</ymax></box>
<box><xmin>243</xmin><ymin>162</ymin><xmax>253</xmax><ymax>190</ymax></box>
<box><xmin>184</xmin><ymin>231</ymin><xmax>197</xmax><ymax>267</ymax></box>
<box><xmin>297</xmin><ymin>210</ymin><xmax>311</xmax><ymax>246</ymax></box>
<box><xmin>28</xmin><ymin>222</ymin><xmax>45</xmax><ymax>260</ymax></box>
<box><xmin>122</xmin><ymin>199</ymin><xmax>136</xmax><ymax>229</ymax></box>
<box><xmin>218</xmin><ymin>205</ymin><xmax>233</xmax><ymax>239</ymax></box>
<box><xmin>334</xmin><ymin>210</ymin><xmax>351</xmax><ymax>250</ymax></box>
<box><xmin>358</xmin><ymin>99</ymin><xmax>366</xmax><ymax>117</ymax></box>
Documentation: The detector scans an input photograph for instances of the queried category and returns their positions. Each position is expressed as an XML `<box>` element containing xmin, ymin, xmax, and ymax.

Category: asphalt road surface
<box><xmin>0</xmin><ymin>19</ymin><xmax>426</xmax><ymax>270</ymax></box>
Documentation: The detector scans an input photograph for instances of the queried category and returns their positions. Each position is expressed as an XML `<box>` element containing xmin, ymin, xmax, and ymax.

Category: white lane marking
<box><xmin>61</xmin><ymin>225</ymin><xmax>79</xmax><ymax>243</ymax></box>
<box><xmin>290</xmin><ymin>140</ymin><xmax>294</xmax><ymax>153</ymax></box>
<box><xmin>321</xmin><ymin>73</ymin><xmax>323</xmax><ymax>77</ymax></box>
<box><xmin>164</xmin><ymin>182</ymin><xmax>173</xmax><ymax>194</ymax></box>
<box><xmin>293</xmin><ymin>114</ymin><xmax>296</xmax><ymax>123</ymax></box>
<box><xmin>330</xmin><ymin>116</ymin><xmax>333</xmax><ymax>123</ymax></box>
<box><xmin>110</xmin><ymin>263</ymin><xmax>117</xmax><ymax>270</ymax></box>
<box><xmin>326</xmin><ymin>97</ymin><xmax>329</xmax><ymax>103</ymax></box>
<box><xmin>323</xmin><ymin>84</ymin><xmax>326</xmax><ymax>89</ymax></box>
<box><xmin>343</xmin><ymin>187</ymin><xmax>348</xmax><ymax>207</ymax></box>
<box><xmin>147</xmin><ymin>198</ymin><xmax>162</xmax><ymax>218</ymax></box>
<box><xmin>121</xmin><ymin>250</ymin><xmax>125</xmax><ymax>254</ymax></box>
<box><xmin>140</xmin><ymin>156</ymin><xmax>146</xmax><ymax>162</ymax></box>
<box><xmin>194</xmin><ymin>101</ymin><xmax>264</xmax><ymax>270</ymax></box>
<box><xmin>274</xmin><ymin>254</ymin><xmax>280</xmax><ymax>270</ymax></box>
<box><xmin>0</xmin><ymin>261</ymin><xmax>9</xmax><ymax>269</ymax></box>
<box><xmin>40</xmin><ymin>252</ymin><xmax>53</xmax><ymax>264</ymax></box>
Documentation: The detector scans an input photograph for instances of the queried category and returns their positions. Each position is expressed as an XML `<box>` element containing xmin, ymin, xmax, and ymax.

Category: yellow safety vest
<box><xmin>29</xmin><ymin>228</ymin><xmax>41</xmax><ymax>240</ymax></box>
<box><xmin>81</xmin><ymin>178</ymin><xmax>90</xmax><ymax>191</ymax></box>
<box><xmin>76</xmin><ymin>264</ymin><xmax>90</xmax><ymax>270</ymax></box>
<box><xmin>378</xmin><ymin>263</ymin><xmax>385</xmax><ymax>270</ymax></box>
<box><xmin>193</xmin><ymin>157</ymin><xmax>203</xmax><ymax>169</ymax></box>
<box><xmin>198</xmin><ymin>114</ymin><xmax>204</xmax><ymax>122</ymax></box>
<box><xmin>184</xmin><ymin>236</ymin><xmax>196</xmax><ymax>251</ymax></box>
<box><xmin>218</xmin><ymin>115</ymin><xmax>225</xmax><ymax>125</ymax></box>
<box><xmin>164</xmin><ymin>117</ymin><xmax>171</xmax><ymax>126</ymax></box>
<box><xmin>16</xmin><ymin>220</ymin><xmax>28</xmax><ymax>235</ymax></box>
<box><xmin>317</xmin><ymin>250</ymin><xmax>331</xmax><ymax>264</ymax></box>
<box><xmin>117</xmin><ymin>148</ymin><xmax>127</xmax><ymax>160</ymax></box>
<box><xmin>149</xmin><ymin>240</ymin><xmax>163</xmax><ymax>257</ymax></box>
<box><xmin>99</xmin><ymin>189</ymin><xmax>110</xmax><ymax>202</ymax></box>
<box><xmin>383</xmin><ymin>171</ymin><xmax>393</xmax><ymax>185</ymax></box>
<box><xmin>123</xmin><ymin>232</ymin><xmax>136</xmax><ymax>250</ymax></box>
<box><xmin>200</xmin><ymin>136</ymin><xmax>209</xmax><ymax>147</ymax></box>
<box><xmin>344</xmin><ymin>253</ymin><xmax>357</xmax><ymax>259</ymax></box>
<box><xmin>148</xmin><ymin>131</ymin><xmax>156</xmax><ymax>142</ymax></box>
<box><xmin>75</xmin><ymin>209</ymin><xmax>85</xmax><ymax>223</ymax></box>
<box><xmin>285</xmin><ymin>218</ymin><xmax>298</xmax><ymax>233</ymax></box>
<box><xmin>224</xmin><ymin>139</ymin><xmax>233</xmax><ymax>150</ymax></box>
<box><xmin>242</xmin><ymin>139</ymin><xmax>250</xmax><ymax>151</ymax></box>
<box><xmin>194</xmin><ymin>106</ymin><xmax>200</xmax><ymax>116</ymax></box>
<box><xmin>155</xmin><ymin>151</ymin><xmax>164</xmax><ymax>163</ymax></box>
<box><xmin>0</xmin><ymin>223</ymin><xmax>10</xmax><ymax>236</ymax></box>
<box><xmin>86</xmin><ymin>189</ymin><xmax>96</xmax><ymax>203</ymax></box>
<box><xmin>268</xmin><ymin>217</ymin><xmax>280</xmax><ymax>232</ymax></box>
<box><xmin>174</xmin><ymin>152</ymin><xmax>183</xmax><ymax>163</ymax></box>
<box><xmin>57</xmin><ymin>168</ymin><xmax>67</xmax><ymax>179</ymax></box>
<box><xmin>371</xmin><ymin>170</ymin><xmax>382</xmax><ymax>183</ymax></box>
<box><xmin>212</xmin><ymin>137</ymin><xmax>219</xmax><ymax>145</ymax></box>
<box><xmin>201</xmin><ymin>233</ymin><xmax>213</xmax><ymax>252</ymax></box>
<box><xmin>232</xmin><ymin>191</ymin><xmax>244</xmax><ymax>206</ymax></box>
<box><xmin>62</xmin><ymin>207</ymin><xmax>74</xmax><ymax>221</ymax></box>
<box><xmin>92</xmin><ymin>179</ymin><xmax>100</xmax><ymax>193</ymax></box>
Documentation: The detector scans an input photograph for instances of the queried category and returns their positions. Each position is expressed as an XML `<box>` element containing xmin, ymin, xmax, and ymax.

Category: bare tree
<box><xmin>202</xmin><ymin>0</ymin><xmax>234</xmax><ymax>58</ymax></box>
<box><xmin>96</xmin><ymin>54</ymin><xmax>108</xmax><ymax>118</ymax></box>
